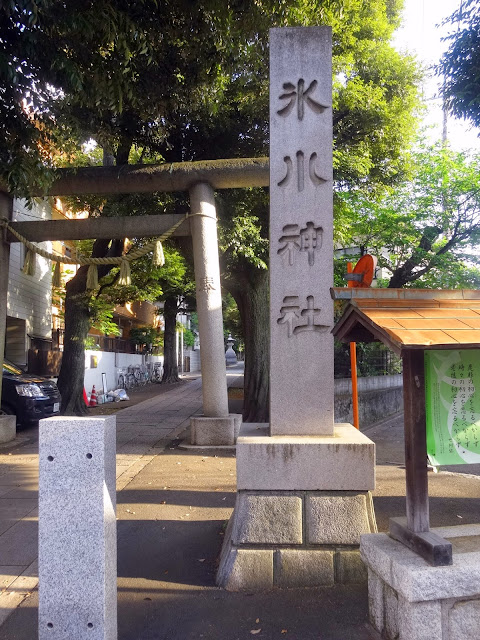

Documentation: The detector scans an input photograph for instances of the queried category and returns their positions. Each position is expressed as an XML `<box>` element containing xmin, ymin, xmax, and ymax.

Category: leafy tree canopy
<box><xmin>2</xmin><ymin>0</ymin><xmax>421</xmax><ymax>195</ymax></box>
<box><xmin>439</xmin><ymin>0</ymin><xmax>480</xmax><ymax>130</ymax></box>
<box><xmin>335</xmin><ymin>141</ymin><xmax>480</xmax><ymax>289</ymax></box>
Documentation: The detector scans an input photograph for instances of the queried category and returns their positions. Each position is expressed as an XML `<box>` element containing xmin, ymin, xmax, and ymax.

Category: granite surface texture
<box><xmin>269</xmin><ymin>27</ymin><xmax>334</xmax><ymax>436</ymax></box>
<box><xmin>38</xmin><ymin>416</ymin><xmax>117</xmax><ymax>640</ymax></box>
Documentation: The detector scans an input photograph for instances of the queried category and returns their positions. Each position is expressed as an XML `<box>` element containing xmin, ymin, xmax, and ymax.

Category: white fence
<box><xmin>83</xmin><ymin>351</ymin><xmax>163</xmax><ymax>396</ymax></box>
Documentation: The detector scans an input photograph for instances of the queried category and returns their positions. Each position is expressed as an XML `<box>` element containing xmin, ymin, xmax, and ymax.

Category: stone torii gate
<box><xmin>0</xmin><ymin>157</ymin><xmax>268</xmax><ymax>445</ymax></box>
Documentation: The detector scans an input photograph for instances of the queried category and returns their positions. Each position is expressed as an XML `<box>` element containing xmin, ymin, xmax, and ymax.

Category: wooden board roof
<box><xmin>331</xmin><ymin>288</ymin><xmax>480</xmax><ymax>355</ymax></box>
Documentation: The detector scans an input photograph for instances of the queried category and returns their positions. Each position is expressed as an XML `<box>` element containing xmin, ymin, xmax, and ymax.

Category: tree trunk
<box><xmin>229</xmin><ymin>266</ymin><xmax>269</xmax><ymax>422</ymax></box>
<box><xmin>388</xmin><ymin>226</ymin><xmax>442</xmax><ymax>288</ymax></box>
<box><xmin>57</xmin><ymin>238</ymin><xmax>122</xmax><ymax>415</ymax></box>
<box><xmin>57</xmin><ymin>266</ymin><xmax>91</xmax><ymax>415</ymax></box>
<box><xmin>162</xmin><ymin>296</ymin><xmax>180</xmax><ymax>383</ymax></box>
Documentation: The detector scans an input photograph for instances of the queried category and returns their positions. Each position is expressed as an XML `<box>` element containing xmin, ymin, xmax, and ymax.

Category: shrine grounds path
<box><xmin>0</xmin><ymin>363</ymin><xmax>480</xmax><ymax>639</ymax></box>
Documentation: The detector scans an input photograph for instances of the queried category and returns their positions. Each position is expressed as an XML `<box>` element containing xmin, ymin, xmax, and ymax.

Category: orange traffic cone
<box><xmin>83</xmin><ymin>388</ymin><xmax>89</xmax><ymax>407</ymax></box>
<box><xmin>89</xmin><ymin>385</ymin><xmax>97</xmax><ymax>407</ymax></box>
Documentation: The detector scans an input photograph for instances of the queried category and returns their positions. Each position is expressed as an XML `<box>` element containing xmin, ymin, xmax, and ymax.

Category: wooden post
<box><xmin>0</xmin><ymin>193</ymin><xmax>13</xmax><ymax>399</ymax></box>
<box><xmin>403</xmin><ymin>348</ymin><xmax>429</xmax><ymax>532</ymax></box>
<box><xmin>350</xmin><ymin>342</ymin><xmax>359</xmax><ymax>429</ymax></box>
<box><xmin>389</xmin><ymin>347</ymin><xmax>452</xmax><ymax>566</ymax></box>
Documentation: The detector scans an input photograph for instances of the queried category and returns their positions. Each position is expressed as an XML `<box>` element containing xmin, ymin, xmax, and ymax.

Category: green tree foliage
<box><xmin>207</xmin><ymin>1</ymin><xmax>421</xmax><ymax>420</ymax></box>
<box><xmin>2</xmin><ymin>0</ymin><xmax>420</xmax><ymax>191</ymax></box>
<box><xmin>223</xmin><ymin>293</ymin><xmax>244</xmax><ymax>353</ymax></box>
<box><xmin>439</xmin><ymin>0</ymin><xmax>480</xmax><ymax>130</ymax></box>
<box><xmin>1</xmin><ymin>0</ymin><xmax>158</xmax><ymax>194</ymax></box>
<box><xmin>336</xmin><ymin>142</ymin><xmax>480</xmax><ymax>288</ymax></box>
<box><xmin>2</xmin><ymin>0</ymin><xmax>421</xmax><ymax>418</ymax></box>
<box><xmin>155</xmin><ymin>244</ymin><xmax>196</xmax><ymax>383</ymax></box>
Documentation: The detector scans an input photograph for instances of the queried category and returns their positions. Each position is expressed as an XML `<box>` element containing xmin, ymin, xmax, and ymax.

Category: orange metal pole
<box><xmin>350</xmin><ymin>341</ymin><xmax>360</xmax><ymax>429</ymax></box>
<box><xmin>347</xmin><ymin>262</ymin><xmax>360</xmax><ymax>429</ymax></box>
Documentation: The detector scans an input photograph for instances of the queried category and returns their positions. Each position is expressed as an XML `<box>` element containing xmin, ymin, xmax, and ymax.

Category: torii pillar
<box><xmin>217</xmin><ymin>26</ymin><xmax>376</xmax><ymax>590</ymax></box>
<box><xmin>189</xmin><ymin>182</ymin><xmax>241</xmax><ymax>445</ymax></box>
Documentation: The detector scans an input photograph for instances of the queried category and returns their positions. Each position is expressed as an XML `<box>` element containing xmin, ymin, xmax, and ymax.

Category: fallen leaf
<box><xmin>160</xmin><ymin>501</ymin><xmax>167</xmax><ymax>504</ymax></box>
<box><xmin>281</xmin><ymin>631</ymin><xmax>288</xmax><ymax>634</ymax></box>
<box><xmin>144</xmin><ymin>597</ymin><xmax>152</xmax><ymax>601</ymax></box>
<box><xmin>250</xmin><ymin>630</ymin><xmax>261</xmax><ymax>635</ymax></box>
<box><xmin>256</xmin><ymin>619</ymin><xmax>260</xmax><ymax>623</ymax></box>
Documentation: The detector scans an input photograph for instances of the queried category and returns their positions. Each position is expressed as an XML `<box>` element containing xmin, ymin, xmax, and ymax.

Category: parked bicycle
<box><xmin>117</xmin><ymin>368</ymin><xmax>127</xmax><ymax>390</ymax></box>
<box><xmin>151</xmin><ymin>362</ymin><xmax>163</xmax><ymax>383</ymax></box>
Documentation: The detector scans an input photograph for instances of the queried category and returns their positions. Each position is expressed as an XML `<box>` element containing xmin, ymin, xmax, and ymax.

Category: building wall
<box><xmin>6</xmin><ymin>198</ymin><xmax>53</xmax><ymax>365</ymax></box>
<box><xmin>83</xmin><ymin>351</ymin><xmax>164</xmax><ymax>395</ymax></box>
<box><xmin>83</xmin><ymin>348</ymin><xmax>202</xmax><ymax>396</ymax></box>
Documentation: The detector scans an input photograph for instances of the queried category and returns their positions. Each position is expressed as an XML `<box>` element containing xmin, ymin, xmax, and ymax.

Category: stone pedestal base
<box><xmin>0</xmin><ymin>415</ymin><xmax>16</xmax><ymax>443</ymax></box>
<box><xmin>361</xmin><ymin>525</ymin><xmax>480</xmax><ymax>640</ymax></box>
<box><xmin>217</xmin><ymin>423</ymin><xmax>376</xmax><ymax>590</ymax></box>
<box><xmin>190</xmin><ymin>414</ymin><xmax>242</xmax><ymax>446</ymax></box>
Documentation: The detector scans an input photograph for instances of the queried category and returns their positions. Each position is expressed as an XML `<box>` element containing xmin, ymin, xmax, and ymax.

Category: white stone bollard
<box><xmin>38</xmin><ymin>416</ymin><xmax>117</xmax><ymax>640</ymax></box>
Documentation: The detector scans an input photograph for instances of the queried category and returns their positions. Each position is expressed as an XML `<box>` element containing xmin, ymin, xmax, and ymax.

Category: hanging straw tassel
<box><xmin>118</xmin><ymin>258</ymin><xmax>131</xmax><ymax>286</ymax></box>
<box><xmin>53</xmin><ymin>261</ymin><xmax>62</xmax><ymax>287</ymax></box>
<box><xmin>86</xmin><ymin>264</ymin><xmax>99</xmax><ymax>290</ymax></box>
<box><xmin>152</xmin><ymin>239</ymin><xmax>165</xmax><ymax>267</ymax></box>
<box><xmin>22</xmin><ymin>248</ymin><xmax>36</xmax><ymax>276</ymax></box>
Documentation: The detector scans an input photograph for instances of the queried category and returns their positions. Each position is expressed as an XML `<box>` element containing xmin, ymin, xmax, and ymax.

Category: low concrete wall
<box><xmin>83</xmin><ymin>351</ymin><xmax>163</xmax><ymax>395</ymax></box>
<box><xmin>334</xmin><ymin>374</ymin><xmax>403</xmax><ymax>426</ymax></box>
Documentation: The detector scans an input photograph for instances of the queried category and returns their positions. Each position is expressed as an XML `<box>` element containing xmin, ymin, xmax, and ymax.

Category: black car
<box><xmin>1</xmin><ymin>360</ymin><xmax>61</xmax><ymax>426</ymax></box>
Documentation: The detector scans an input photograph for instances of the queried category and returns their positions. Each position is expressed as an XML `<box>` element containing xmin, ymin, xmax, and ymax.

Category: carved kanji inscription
<box><xmin>278</xmin><ymin>151</ymin><xmax>327</xmax><ymax>191</ymax></box>
<box><xmin>278</xmin><ymin>222</ymin><xmax>323</xmax><ymax>266</ymax></box>
<box><xmin>277</xmin><ymin>295</ymin><xmax>329</xmax><ymax>336</ymax></box>
<box><xmin>277</xmin><ymin>79</ymin><xmax>329</xmax><ymax>120</ymax></box>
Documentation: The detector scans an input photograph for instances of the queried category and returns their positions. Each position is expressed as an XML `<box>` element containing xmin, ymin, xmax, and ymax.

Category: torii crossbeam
<box><xmin>0</xmin><ymin>157</ymin><xmax>269</xmax><ymax>436</ymax></box>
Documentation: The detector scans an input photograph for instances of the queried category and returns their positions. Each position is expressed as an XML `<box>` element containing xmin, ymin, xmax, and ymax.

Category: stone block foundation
<box><xmin>217</xmin><ymin>422</ymin><xmax>376</xmax><ymax>590</ymax></box>
<box><xmin>218</xmin><ymin>489</ymin><xmax>375</xmax><ymax>590</ymax></box>
<box><xmin>361</xmin><ymin>525</ymin><xmax>480</xmax><ymax>640</ymax></box>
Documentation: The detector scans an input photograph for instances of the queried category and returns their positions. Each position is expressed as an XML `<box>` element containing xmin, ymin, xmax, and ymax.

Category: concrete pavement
<box><xmin>0</xmin><ymin>364</ymin><xmax>479</xmax><ymax>638</ymax></box>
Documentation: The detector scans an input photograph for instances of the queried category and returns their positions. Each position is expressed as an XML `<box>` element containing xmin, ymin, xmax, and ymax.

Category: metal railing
<box><xmin>334</xmin><ymin>342</ymin><xmax>402</xmax><ymax>379</ymax></box>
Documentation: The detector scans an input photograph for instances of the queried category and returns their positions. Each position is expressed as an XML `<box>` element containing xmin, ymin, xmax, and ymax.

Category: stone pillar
<box><xmin>38</xmin><ymin>416</ymin><xmax>117</xmax><ymax>639</ymax></box>
<box><xmin>269</xmin><ymin>27</ymin><xmax>334</xmax><ymax>436</ymax></box>
<box><xmin>189</xmin><ymin>182</ymin><xmax>241</xmax><ymax>445</ymax></box>
<box><xmin>0</xmin><ymin>193</ymin><xmax>16</xmax><ymax>443</ymax></box>
<box><xmin>217</xmin><ymin>27</ymin><xmax>376</xmax><ymax>591</ymax></box>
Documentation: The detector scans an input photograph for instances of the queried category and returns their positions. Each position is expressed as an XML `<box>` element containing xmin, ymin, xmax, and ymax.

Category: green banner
<box><xmin>425</xmin><ymin>350</ymin><xmax>480</xmax><ymax>466</ymax></box>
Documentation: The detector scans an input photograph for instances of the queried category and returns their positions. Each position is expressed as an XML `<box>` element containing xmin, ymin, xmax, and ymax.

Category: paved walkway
<box><xmin>1</xmin><ymin>365</ymin><xmax>480</xmax><ymax>639</ymax></box>
<box><xmin>0</xmin><ymin>367</ymin><xmax>242</xmax><ymax>630</ymax></box>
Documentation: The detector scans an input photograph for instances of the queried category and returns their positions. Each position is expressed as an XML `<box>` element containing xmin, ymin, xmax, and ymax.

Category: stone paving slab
<box><xmin>0</xmin><ymin>373</ymin><xmax>208</xmax><ymax>625</ymax></box>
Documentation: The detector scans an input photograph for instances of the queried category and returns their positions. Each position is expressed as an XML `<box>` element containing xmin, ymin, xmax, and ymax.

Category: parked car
<box><xmin>1</xmin><ymin>360</ymin><xmax>61</xmax><ymax>427</ymax></box>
